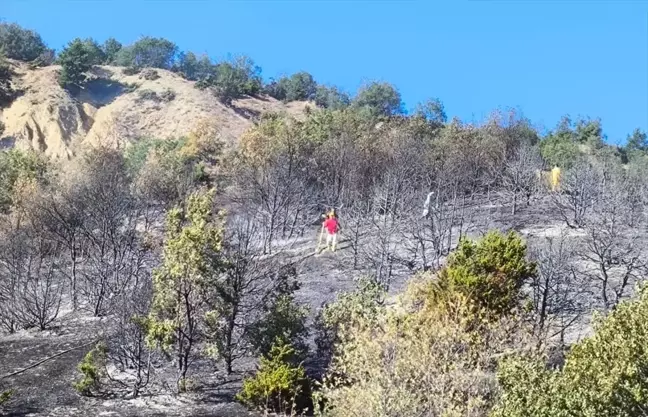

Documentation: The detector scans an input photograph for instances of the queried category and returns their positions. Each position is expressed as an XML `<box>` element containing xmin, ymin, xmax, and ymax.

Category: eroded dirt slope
<box><xmin>0</xmin><ymin>61</ymin><xmax>310</xmax><ymax>159</ymax></box>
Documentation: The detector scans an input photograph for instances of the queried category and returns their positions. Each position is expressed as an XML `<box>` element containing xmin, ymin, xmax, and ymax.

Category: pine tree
<box><xmin>58</xmin><ymin>38</ymin><xmax>92</xmax><ymax>88</ymax></box>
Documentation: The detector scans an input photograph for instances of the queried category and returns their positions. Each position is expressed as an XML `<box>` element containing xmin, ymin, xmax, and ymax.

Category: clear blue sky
<box><xmin>3</xmin><ymin>0</ymin><xmax>647</xmax><ymax>144</ymax></box>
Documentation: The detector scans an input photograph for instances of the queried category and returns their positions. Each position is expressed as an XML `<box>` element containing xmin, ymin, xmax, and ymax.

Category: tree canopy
<box><xmin>0</xmin><ymin>22</ymin><xmax>50</xmax><ymax>61</ymax></box>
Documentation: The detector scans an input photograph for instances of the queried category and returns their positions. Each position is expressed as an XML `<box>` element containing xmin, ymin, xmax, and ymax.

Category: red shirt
<box><xmin>323</xmin><ymin>218</ymin><xmax>338</xmax><ymax>234</ymax></box>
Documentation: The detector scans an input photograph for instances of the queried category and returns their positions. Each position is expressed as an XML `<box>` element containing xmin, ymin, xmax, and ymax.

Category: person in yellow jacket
<box><xmin>551</xmin><ymin>166</ymin><xmax>561</xmax><ymax>191</ymax></box>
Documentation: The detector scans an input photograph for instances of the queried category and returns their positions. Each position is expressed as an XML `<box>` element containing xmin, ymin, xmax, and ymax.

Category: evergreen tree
<box><xmin>146</xmin><ymin>189</ymin><xmax>226</xmax><ymax>392</ymax></box>
<box><xmin>58</xmin><ymin>38</ymin><xmax>92</xmax><ymax>88</ymax></box>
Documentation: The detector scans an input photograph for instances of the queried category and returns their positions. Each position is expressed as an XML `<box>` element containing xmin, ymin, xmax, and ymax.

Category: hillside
<box><xmin>0</xmin><ymin>60</ymin><xmax>310</xmax><ymax>158</ymax></box>
<box><xmin>1</xmin><ymin>20</ymin><xmax>648</xmax><ymax>417</ymax></box>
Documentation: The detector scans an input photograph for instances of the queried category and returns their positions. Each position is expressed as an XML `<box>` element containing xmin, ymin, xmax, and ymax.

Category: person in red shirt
<box><xmin>321</xmin><ymin>209</ymin><xmax>340</xmax><ymax>252</ymax></box>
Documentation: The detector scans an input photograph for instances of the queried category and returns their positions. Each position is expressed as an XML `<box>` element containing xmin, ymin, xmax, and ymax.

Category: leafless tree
<box><xmin>33</xmin><ymin>185</ymin><xmax>85</xmax><ymax>311</ymax></box>
<box><xmin>577</xmin><ymin>175</ymin><xmax>646</xmax><ymax>310</ymax></box>
<box><xmin>552</xmin><ymin>160</ymin><xmax>601</xmax><ymax>228</ymax></box>
<box><xmin>106</xmin><ymin>281</ymin><xmax>154</xmax><ymax>398</ymax></box>
<box><xmin>357</xmin><ymin>185</ymin><xmax>411</xmax><ymax>288</ymax></box>
<box><xmin>341</xmin><ymin>200</ymin><xmax>373</xmax><ymax>270</ymax></box>
<box><xmin>64</xmin><ymin>148</ymin><xmax>152</xmax><ymax>316</ymax></box>
<box><xmin>501</xmin><ymin>144</ymin><xmax>543</xmax><ymax>215</ymax></box>
<box><xmin>231</xmin><ymin>149</ymin><xmax>309</xmax><ymax>254</ymax></box>
<box><xmin>0</xmin><ymin>216</ymin><xmax>63</xmax><ymax>332</ymax></box>
<box><xmin>528</xmin><ymin>234</ymin><xmax>584</xmax><ymax>345</ymax></box>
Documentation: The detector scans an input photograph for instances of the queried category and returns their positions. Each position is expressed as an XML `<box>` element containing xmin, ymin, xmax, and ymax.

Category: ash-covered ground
<box><xmin>0</xmin><ymin>195</ymin><xmax>632</xmax><ymax>416</ymax></box>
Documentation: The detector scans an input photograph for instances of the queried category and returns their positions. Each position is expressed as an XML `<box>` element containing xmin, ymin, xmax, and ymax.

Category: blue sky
<box><xmin>2</xmin><ymin>0</ymin><xmax>647</xmax><ymax>144</ymax></box>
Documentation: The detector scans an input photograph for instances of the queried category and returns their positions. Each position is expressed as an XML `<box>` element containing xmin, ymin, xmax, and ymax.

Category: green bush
<box><xmin>125</xmin><ymin>137</ymin><xmax>185</xmax><ymax>175</ymax></box>
<box><xmin>267</xmin><ymin>72</ymin><xmax>317</xmax><ymax>102</ymax></box>
<box><xmin>73</xmin><ymin>342</ymin><xmax>107</xmax><ymax>396</ymax></box>
<box><xmin>319</xmin><ymin>273</ymin><xmax>525</xmax><ymax>417</ymax></box>
<box><xmin>209</xmin><ymin>56</ymin><xmax>262</xmax><ymax>104</ymax></box>
<box><xmin>414</xmin><ymin>98</ymin><xmax>447</xmax><ymax>127</ymax></box>
<box><xmin>283</xmin><ymin>72</ymin><xmax>317</xmax><ymax>101</ymax></box>
<box><xmin>0</xmin><ymin>389</ymin><xmax>12</xmax><ymax>405</ymax></box>
<box><xmin>125</xmin><ymin>134</ymin><xmax>215</xmax><ymax>207</ymax></box>
<box><xmin>122</xmin><ymin>81</ymin><xmax>140</xmax><ymax>93</ymax></box>
<box><xmin>136</xmin><ymin>88</ymin><xmax>173</xmax><ymax>103</ymax></box>
<box><xmin>352</xmin><ymin>81</ymin><xmax>403</xmax><ymax>117</ymax></box>
<box><xmin>314</xmin><ymin>277</ymin><xmax>384</xmax><ymax>361</ymax></box>
<box><xmin>122</xmin><ymin>67</ymin><xmax>140</xmax><ymax>76</ymax></box>
<box><xmin>139</xmin><ymin>68</ymin><xmax>160</xmax><ymax>81</ymax></box>
<box><xmin>540</xmin><ymin>133</ymin><xmax>580</xmax><ymax>168</ymax></box>
<box><xmin>113</xmin><ymin>37</ymin><xmax>178</xmax><ymax>70</ymax></box>
<box><xmin>249</xmin><ymin>292</ymin><xmax>309</xmax><ymax>359</ymax></box>
<box><xmin>195</xmin><ymin>77</ymin><xmax>212</xmax><ymax>90</ymax></box>
<box><xmin>314</xmin><ymin>85</ymin><xmax>350</xmax><ymax>110</ymax></box>
<box><xmin>237</xmin><ymin>339</ymin><xmax>310</xmax><ymax>414</ymax></box>
<box><xmin>493</xmin><ymin>284</ymin><xmax>648</xmax><ymax>417</ymax></box>
<box><xmin>101</xmin><ymin>38</ymin><xmax>122</xmax><ymax>64</ymax></box>
<box><xmin>0</xmin><ymin>149</ymin><xmax>49</xmax><ymax>211</ymax></box>
<box><xmin>0</xmin><ymin>22</ymin><xmax>49</xmax><ymax>61</ymax></box>
<box><xmin>211</xmin><ymin>57</ymin><xmax>262</xmax><ymax>105</ymax></box>
<box><xmin>264</xmin><ymin>77</ymin><xmax>286</xmax><ymax>100</ymax></box>
<box><xmin>80</xmin><ymin>38</ymin><xmax>106</xmax><ymax>66</ymax></box>
<box><xmin>433</xmin><ymin>230</ymin><xmax>536</xmax><ymax>318</ymax></box>
<box><xmin>173</xmin><ymin>52</ymin><xmax>214</xmax><ymax>81</ymax></box>
<box><xmin>57</xmin><ymin>38</ymin><xmax>94</xmax><ymax>88</ymax></box>
<box><xmin>0</xmin><ymin>55</ymin><xmax>13</xmax><ymax>107</ymax></box>
<box><xmin>136</xmin><ymin>89</ymin><xmax>159</xmax><ymax>102</ymax></box>
<box><xmin>625</xmin><ymin>128</ymin><xmax>647</xmax><ymax>154</ymax></box>
<box><xmin>0</xmin><ymin>121</ymin><xmax>5</xmax><ymax>137</ymax></box>
<box><xmin>159</xmin><ymin>88</ymin><xmax>176</xmax><ymax>102</ymax></box>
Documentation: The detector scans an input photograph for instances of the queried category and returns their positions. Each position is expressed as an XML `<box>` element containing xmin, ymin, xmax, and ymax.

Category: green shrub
<box><xmin>113</xmin><ymin>37</ymin><xmax>178</xmax><ymax>70</ymax></box>
<box><xmin>122</xmin><ymin>67</ymin><xmax>140</xmax><ymax>76</ymax></box>
<box><xmin>319</xmin><ymin>274</ymin><xmax>526</xmax><ymax>417</ymax></box>
<box><xmin>264</xmin><ymin>77</ymin><xmax>286</xmax><ymax>100</ymax></box>
<box><xmin>73</xmin><ymin>342</ymin><xmax>107</xmax><ymax>396</ymax></box>
<box><xmin>283</xmin><ymin>72</ymin><xmax>317</xmax><ymax>101</ymax></box>
<box><xmin>139</xmin><ymin>68</ymin><xmax>160</xmax><ymax>81</ymax></box>
<box><xmin>493</xmin><ymin>285</ymin><xmax>648</xmax><ymax>417</ymax></box>
<box><xmin>0</xmin><ymin>149</ymin><xmax>49</xmax><ymax>211</ymax></box>
<box><xmin>247</xmin><ymin>269</ymin><xmax>309</xmax><ymax>358</ymax></box>
<box><xmin>30</xmin><ymin>49</ymin><xmax>55</xmax><ymax>67</ymax></box>
<box><xmin>0</xmin><ymin>55</ymin><xmax>14</xmax><ymax>108</ymax></box>
<box><xmin>195</xmin><ymin>77</ymin><xmax>212</xmax><ymax>90</ymax></box>
<box><xmin>314</xmin><ymin>85</ymin><xmax>350</xmax><ymax>110</ymax></box>
<box><xmin>136</xmin><ymin>89</ymin><xmax>159</xmax><ymax>102</ymax></box>
<box><xmin>57</xmin><ymin>38</ymin><xmax>94</xmax><ymax>88</ymax></box>
<box><xmin>80</xmin><ymin>38</ymin><xmax>106</xmax><ymax>66</ymax></box>
<box><xmin>0</xmin><ymin>389</ymin><xmax>12</xmax><ymax>405</ymax></box>
<box><xmin>136</xmin><ymin>88</ymin><xmax>174</xmax><ymax>103</ymax></box>
<box><xmin>174</xmin><ymin>51</ymin><xmax>214</xmax><ymax>81</ymax></box>
<box><xmin>314</xmin><ymin>277</ymin><xmax>384</xmax><ymax>361</ymax></box>
<box><xmin>159</xmin><ymin>88</ymin><xmax>176</xmax><ymax>102</ymax></box>
<box><xmin>102</xmin><ymin>38</ymin><xmax>122</xmax><ymax>64</ymax></box>
<box><xmin>198</xmin><ymin>56</ymin><xmax>262</xmax><ymax>104</ymax></box>
<box><xmin>0</xmin><ymin>22</ymin><xmax>48</xmax><ymax>61</ymax></box>
<box><xmin>352</xmin><ymin>81</ymin><xmax>403</xmax><ymax>117</ymax></box>
<box><xmin>433</xmin><ymin>230</ymin><xmax>536</xmax><ymax>318</ymax></box>
<box><xmin>414</xmin><ymin>98</ymin><xmax>447</xmax><ymax>127</ymax></box>
<box><xmin>122</xmin><ymin>81</ymin><xmax>140</xmax><ymax>92</ymax></box>
<box><xmin>237</xmin><ymin>339</ymin><xmax>310</xmax><ymax>414</ymax></box>
<box><xmin>0</xmin><ymin>121</ymin><xmax>4</xmax><ymax>137</ymax></box>
<box><xmin>540</xmin><ymin>133</ymin><xmax>580</xmax><ymax>168</ymax></box>
<box><xmin>249</xmin><ymin>292</ymin><xmax>309</xmax><ymax>359</ymax></box>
